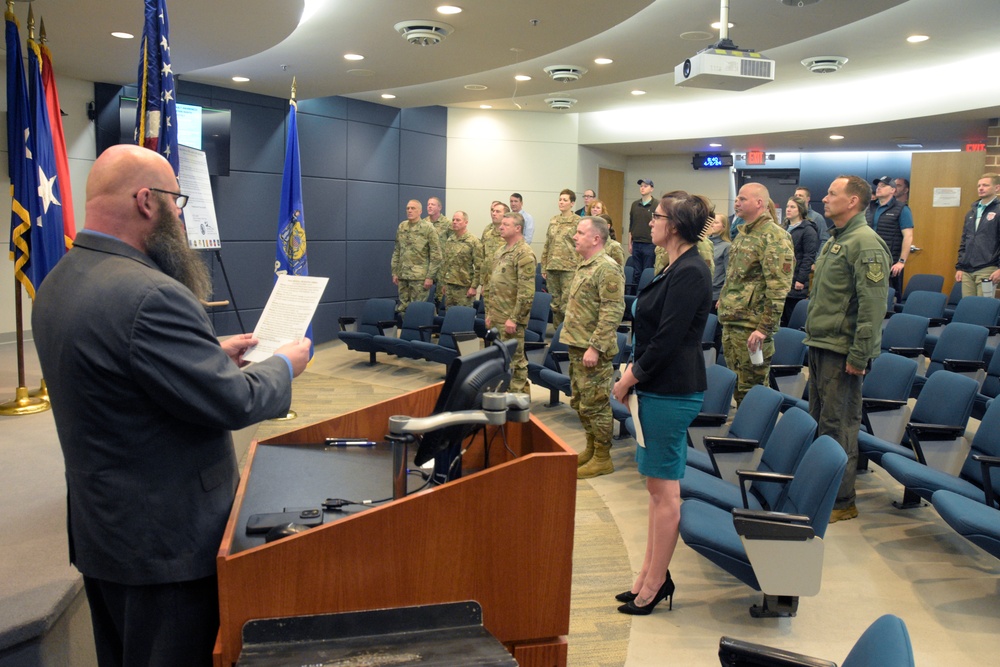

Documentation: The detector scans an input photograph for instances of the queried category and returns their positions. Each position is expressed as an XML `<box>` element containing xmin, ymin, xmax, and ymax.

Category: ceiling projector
<box><xmin>674</xmin><ymin>47</ymin><xmax>775</xmax><ymax>91</ymax></box>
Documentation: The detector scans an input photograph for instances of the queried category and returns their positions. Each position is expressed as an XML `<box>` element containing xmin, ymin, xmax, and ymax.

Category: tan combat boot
<box><xmin>577</xmin><ymin>442</ymin><xmax>613</xmax><ymax>479</ymax></box>
<box><xmin>577</xmin><ymin>436</ymin><xmax>595</xmax><ymax>467</ymax></box>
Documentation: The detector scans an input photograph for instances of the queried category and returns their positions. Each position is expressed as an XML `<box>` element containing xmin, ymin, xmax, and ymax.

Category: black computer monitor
<box><xmin>413</xmin><ymin>339</ymin><xmax>516</xmax><ymax>482</ymax></box>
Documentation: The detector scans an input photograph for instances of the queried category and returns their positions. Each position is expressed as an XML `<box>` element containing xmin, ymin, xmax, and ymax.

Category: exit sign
<box><xmin>746</xmin><ymin>150</ymin><xmax>766</xmax><ymax>166</ymax></box>
<box><xmin>966</xmin><ymin>143</ymin><xmax>986</xmax><ymax>152</ymax></box>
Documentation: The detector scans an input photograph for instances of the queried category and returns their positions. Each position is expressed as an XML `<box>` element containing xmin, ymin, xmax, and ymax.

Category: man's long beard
<box><xmin>145</xmin><ymin>206</ymin><xmax>212</xmax><ymax>301</ymax></box>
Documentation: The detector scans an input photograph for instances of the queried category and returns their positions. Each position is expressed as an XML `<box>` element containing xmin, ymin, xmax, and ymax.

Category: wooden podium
<box><xmin>214</xmin><ymin>384</ymin><xmax>578</xmax><ymax>667</ymax></box>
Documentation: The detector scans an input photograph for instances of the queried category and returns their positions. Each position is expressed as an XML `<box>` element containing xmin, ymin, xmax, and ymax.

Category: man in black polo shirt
<box><xmin>629</xmin><ymin>178</ymin><xmax>657</xmax><ymax>284</ymax></box>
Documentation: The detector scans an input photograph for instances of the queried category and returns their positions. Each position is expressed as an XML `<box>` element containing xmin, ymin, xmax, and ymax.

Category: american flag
<box><xmin>135</xmin><ymin>0</ymin><xmax>178</xmax><ymax>174</ymax></box>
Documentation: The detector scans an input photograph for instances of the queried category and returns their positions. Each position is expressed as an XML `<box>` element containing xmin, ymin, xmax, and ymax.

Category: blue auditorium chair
<box><xmin>858</xmin><ymin>353</ymin><xmax>919</xmax><ymax>445</ymax></box>
<box><xmin>686</xmin><ymin>384</ymin><xmax>783</xmax><ymax>483</ymax></box>
<box><xmin>785</xmin><ymin>298</ymin><xmax>809</xmax><ymax>331</ymax></box>
<box><xmin>679</xmin><ymin>435</ymin><xmax>847</xmax><ymax>618</ymax></box>
<box><xmin>718</xmin><ymin>614</ymin><xmax>914</xmax><ymax>667</ymax></box>
<box><xmin>973</xmin><ymin>352</ymin><xmax>1000</xmax><ymax>420</ymax></box>
<box><xmin>932</xmin><ymin>489</ymin><xmax>1000</xmax><ymax>560</ymax></box>
<box><xmin>881</xmin><ymin>396</ymin><xmax>1000</xmax><ymax>509</ymax></box>
<box><xmin>897</xmin><ymin>289</ymin><xmax>947</xmax><ymax>323</ymax></box>
<box><xmin>858</xmin><ymin>370</ymin><xmax>978</xmax><ymax>474</ymax></box>
<box><xmin>880</xmin><ymin>312</ymin><xmax>929</xmax><ymax>358</ymax></box>
<box><xmin>924</xmin><ymin>295</ymin><xmax>1000</xmax><ymax>355</ymax></box>
<box><xmin>524</xmin><ymin>291</ymin><xmax>552</xmax><ymax>345</ymax></box>
<box><xmin>407</xmin><ymin>305</ymin><xmax>478</xmax><ymax>366</ymax></box>
<box><xmin>769</xmin><ymin>327</ymin><xmax>808</xmax><ymax>410</ymax></box>
<box><xmin>943</xmin><ymin>280</ymin><xmax>963</xmax><ymax>321</ymax></box>
<box><xmin>336</xmin><ymin>298</ymin><xmax>397</xmax><ymax>365</ymax></box>
<box><xmin>909</xmin><ymin>321</ymin><xmax>987</xmax><ymax>398</ymax></box>
<box><xmin>686</xmin><ymin>364</ymin><xmax>737</xmax><ymax>450</ymax></box>
<box><xmin>370</xmin><ymin>300</ymin><xmax>437</xmax><ymax>361</ymax></box>
<box><xmin>531</xmin><ymin>330</ymin><xmax>630</xmax><ymax>408</ymax></box>
<box><xmin>702</xmin><ymin>313</ymin><xmax>719</xmax><ymax>366</ymax></box>
<box><xmin>893</xmin><ymin>273</ymin><xmax>944</xmax><ymax>313</ymax></box>
<box><xmin>681</xmin><ymin>407</ymin><xmax>816</xmax><ymax>513</ymax></box>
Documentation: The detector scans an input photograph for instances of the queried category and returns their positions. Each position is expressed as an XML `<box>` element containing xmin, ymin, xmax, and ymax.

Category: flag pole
<box><xmin>1</xmin><ymin>1</ymin><xmax>48</xmax><ymax>416</ymax></box>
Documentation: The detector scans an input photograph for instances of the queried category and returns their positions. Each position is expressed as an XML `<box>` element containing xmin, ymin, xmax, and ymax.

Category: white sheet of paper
<box><xmin>177</xmin><ymin>145</ymin><xmax>222</xmax><ymax>249</ymax></box>
<box><xmin>243</xmin><ymin>274</ymin><xmax>328</xmax><ymax>363</ymax></box>
<box><xmin>628</xmin><ymin>393</ymin><xmax>645</xmax><ymax>448</ymax></box>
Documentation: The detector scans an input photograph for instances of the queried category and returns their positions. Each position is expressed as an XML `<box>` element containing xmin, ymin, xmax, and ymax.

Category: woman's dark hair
<box><xmin>787</xmin><ymin>195</ymin><xmax>808</xmax><ymax>221</ymax></box>
<box><xmin>663</xmin><ymin>193</ymin><xmax>713</xmax><ymax>244</ymax></box>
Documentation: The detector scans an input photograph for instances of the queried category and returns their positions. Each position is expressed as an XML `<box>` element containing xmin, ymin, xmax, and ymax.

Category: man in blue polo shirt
<box><xmin>865</xmin><ymin>176</ymin><xmax>913</xmax><ymax>297</ymax></box>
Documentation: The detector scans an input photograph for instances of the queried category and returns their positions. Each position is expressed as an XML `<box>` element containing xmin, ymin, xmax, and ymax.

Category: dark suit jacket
<box><xmin>631</xmin><ymin>245</ymin><xmax>711</xmax><ymax>395</ymax></box>
<box><xmin>32</xmin><ymin>232</ymin><xmax>292</xmax><ymax>586</ymax></box>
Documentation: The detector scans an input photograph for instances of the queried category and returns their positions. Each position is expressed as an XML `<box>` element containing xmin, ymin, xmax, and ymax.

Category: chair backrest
<box><xmin>702</xmin><ymin>364</ymin><xmax>737</xmax><ymax>416</ymax></box>
<box><xmin>525</xmin><ymin>291</ymin><xmax>552</xmax><ymax>343</ymax></box>
<box><xmin>981</xmin><ymin>348</ymin><xmax>1000</xmax><ymax>400</ymax></box>
<box><xmin>702</xmin><ymin>313</ymin><xmax>718</xmax><ymax>347</ymax></box>
<box><xmin>358</xmin><ymin>298</ymin><xmax>397</xmax><ymax>335</ymax></box>
<box><xmin>754</xmin><ymin>407</ymin><xmax>817</xmax><ymax>509</ymax></box>
<box><xmin>437</xmin><ymin>306</ymin><xmax>477</xmax><ymax>350</ymax></box>
<box><xmin>842</xmin><ymin>614</ymin><xmax>915</xmax><ymax>667</ymax></box>
<box><xmin>612</xmin><ymin>331</ymin><xmax>631</xmax><ymax>366</ymax></box>
<box><xmin>776</xmin><ymin>435</ymin><xmax>847</xmax><ymax>540</ymax></box>
<box><xmin>728</xmin><ymin>385</ymin><xmax>783</xmax><ymax>445</ymax></box>
<box><xmin>535</xmin><ymin>262</ymin><xmax>546</xmax><ymax>292</ymax></box>
<box><xmin>862</xmin><ymin>353</ymin><xmax>918</xmax><ymax>401</ymax></box>
<box><xmin>951</xmin><ymin>295</ymin><xmax>1000</xmax><ymax>327</ymax></box>
<box><xmin>962</xmin><ymin>397</ymin><xmax>1000</xmax><ymax>496</ymax></box>
<box><xmin>886</xmin><ymin>287</ymin><xmax>896</xmax><ymax>311</ymax></box>
<box><xmin>947</xmin><ymin>281</ymin><xmax>964</xmax><ymax>308</ymax></box>
<box><xmin>787</xmin><ymin>298</ymin><xmax>810</xmax><ymax>331</ymax></box>
<box><xmin>637</xmin><ymin>267</ymin><xmax>655</xmax><ymax>292</ymax></box>
<box><xmin>910</xmin><ymin>370</ymin><xmax>978</xmax><ymax>430</ymax></box>
<box><xmin>398</xmin><ymin>301</ymin><xmax>437</xmax><ymax>342</ymax></box>
<box><xmin>772</xmin><ymin>327</ymin><xmax>807</xmax><ymax>366</ymax></box>
<box><xmin>900</xmin><ymin>291</ymin><xmax>947</xmax><ymax>319</ymax></box>
<box><xmin>925</xmin><ymin>322</ymin><xmax>988</xmax><ymax>377</ymax></box>
<box><xmin>881</xmin><ymin>313</ymin><xmax>930</xmax><ymax>353</ymax></box>
<box><xmin>544</xmin><ymin>324</ymin><xmax>567</xmax><ymax>371</ymax></box>
<box><xmin>902</xmin><ymin>274</ymin><xmax>944</xmax><ymax>301</ymax></box>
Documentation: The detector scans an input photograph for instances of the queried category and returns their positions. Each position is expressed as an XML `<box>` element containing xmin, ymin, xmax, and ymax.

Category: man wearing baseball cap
<box><xmin>629</xmin><ymin>178</ymin><xmax>657</xmax><ymax>284</ymax></box>
<box><xmin>865</xmin><ymin>176</ymin><xmax>913</xmax><ymax>297</ymax></box>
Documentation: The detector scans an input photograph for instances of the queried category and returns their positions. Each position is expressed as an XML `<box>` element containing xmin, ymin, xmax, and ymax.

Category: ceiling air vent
<box><xmin>544</xmin><ymin>97</ymin><xmax>577</xmax><ymax>110</ymax></box>
<box><xmin>801</xmin><ymin>56</ymin><xmax>848</xmax><ymax>74</ymax></box>
<box><xmin>393</xmin><ymin>20</ymin><xmax>454</xmax><ymax>46</ymax></box>
<box><xmin>543</xmin><ymin>65</ymin><xmax>587</xmax><ymax>83</ymax></box>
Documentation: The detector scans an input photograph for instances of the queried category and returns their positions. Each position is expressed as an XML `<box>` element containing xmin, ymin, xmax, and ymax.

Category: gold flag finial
<box><xmin>6</xmin><ymin>1</ymin><xmax>14</xmax><ymax>18</ymax></box>
<box><xmin>26</xmin><ymin>3</ymin><xmax>34</xmax><ymax>40</ymax></box>
<box><xmin>39</xmin><ymin>15</ymin><xmax>46</xmax><ymax>43</ymax></box>
<box><xmin>291</xmin><ymin>77</ymin><xmax>297</xmax><ymax>101</ymax></box>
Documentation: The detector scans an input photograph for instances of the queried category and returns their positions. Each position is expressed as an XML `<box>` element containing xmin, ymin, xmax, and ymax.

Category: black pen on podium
<box><xmin>325</xmin><ymin>438</ymin><xmax>377</xmax><ymax>447</ymax></box>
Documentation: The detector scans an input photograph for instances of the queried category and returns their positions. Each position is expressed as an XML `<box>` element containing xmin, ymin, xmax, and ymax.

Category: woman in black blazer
<box><xmin>611</xmin><ymin>193</ymin><xmax>713</xmax><ymax>615</ymax></box>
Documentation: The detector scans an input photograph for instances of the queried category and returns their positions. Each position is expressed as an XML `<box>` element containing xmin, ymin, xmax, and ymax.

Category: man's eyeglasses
<box><xmin>136</xmin><ymin>188</ymin><xmax>189</xmax><ymax>209</ymax></box>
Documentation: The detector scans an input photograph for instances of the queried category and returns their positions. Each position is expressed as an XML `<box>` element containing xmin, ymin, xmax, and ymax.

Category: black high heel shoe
<box><xmin>617</xmin><ymin>574</ymin><xmax>675</xmax><ymax>615</ymax></box>
<box><xmin>614</xmin><ymin>570</ymin><xmax>671</xmax><ymax>604</ymax></box>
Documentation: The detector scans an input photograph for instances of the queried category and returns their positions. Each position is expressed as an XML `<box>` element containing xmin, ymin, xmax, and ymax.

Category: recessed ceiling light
<box><xmin>514</xmin><ymin>74</ymin><xmax>532</xmax><ymax>81</ymax></box>
<box><xmin>231</xmin><ymin>76</ymin><xmax>250</xmax><ymax>83</ymax></box>
<box><xmin>711</xmin><ymin>22</ymin><xmax>735</xmax><ymax>29</ymax></box>
<box><xmin>594</xmin><ymin>57</ymin><xmax>613</xmax><ymax>65</ymax></box>
<box><xmin>631</xmin><ymin>90</ymin><xmax>646</xmax><ymax>96</ymax></box>
<box><xmin>437</xmin><ymin>5</ymin><xmax>462</xmax><ymax>15</ymax></box>
<box><xmin>111</xmin><ymin>31</ymin><xmax>134</xmax><ymax>39</ymax></box>
<box><xmin>709</xmin><ymin>143</ymin><xmax>722</xmax><ymax>148</ymax></box>
<box><xmin>344</xmin><ymin>53</ymin><xmax>365</xmax><ymax>61</ymax></box>
<box><xmin>680</xmin><ymin>31</ymin><xmax>713</xmax><ymax>41</ymax></box>
<box><xmin>381</xmin><ymin>93</ymin><xmax>396</xmax><ymax>99</ymax></box>
<box><xmin>464</xmin><ymin>84</ymin><xmax>488</xmax><ymax>91</ymax></box>
<box><xmin>830</xmin><ymin>134</ymin><xmax>845</xmax><ymax>140</ymax></box>
<box><xmin>907</xmin><ymin>35</ymin><xmax>929</xmax><ymax>43</ymax></box>
<box><xmin>897</xmin><ymin>143</ymin><xmax>924</xmax><ymax>149</ymax></box>
<box><xmin>480</xmin><ymin>104</ymin><xmax>492</xmax><ymax>109</ymax></box>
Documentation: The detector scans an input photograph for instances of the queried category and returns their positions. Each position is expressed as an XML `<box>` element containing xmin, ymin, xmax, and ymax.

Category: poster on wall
<box><xmin>178</xmin><ymin>144</ymin><xmax>222</xmax><ymax>249</ymax></box>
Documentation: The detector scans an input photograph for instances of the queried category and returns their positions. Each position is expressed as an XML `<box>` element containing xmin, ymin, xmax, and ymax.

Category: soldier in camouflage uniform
<box><xmin>805</xmin><ymin>176</ymin><xmax>889</xmax><ymax>523</ymax></box>
<box><xmin>654</xmin><ymin>238</ymin><xmax>715</xmax><ymax>275</ymax></box>
<box><xmin>439</xmin><ymin>211</ymin><xmax>481</xmax><ymax>308</ymax></box>
<box><xmin>563</xmin><ymin>217</ymin><xmax>626</xmax><ymax>479</ymax></box>
<box><xmin>423</xmin><ymin>196</ymin><xmax>450</xmax><ymax>310</ymax></box>
<box><xmin>541</xmin><ymin>189</ymin><xmax>582</xmax><ymax>328</ymax></box>
<box><xmin>484</xmin><ymin>212</ymin><xmax>536</xmax><ymax>394</ymax></box>
<box><xmin>391</xmin><ymin>200</ymin><xmax>442</xmax><ymax>315</ymax></box>
<box><xmin>478</xmin><ymin>201</ymin><xmax>509</xmax><ymax>298</ymax></box>
<box><xmin>717</xmin><ymin>183</ymin><xmax>795</xmax><ymax>405</ymax></box>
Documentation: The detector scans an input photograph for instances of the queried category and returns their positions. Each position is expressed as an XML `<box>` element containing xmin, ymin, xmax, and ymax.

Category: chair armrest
<box><xmin>718</xmin><ymin>637</ymin><xmax>837</xmax><ymax>667</ymax></box>
<box><xmin>523</xmin><ymin>341</ymin><xmax>548</xmax><ymax>351</ymax></box>
<box><xmin>769</xmin><ymin>364</ymin><xmax>803</xmax><ymax>377</ymax></box>
<box><xmin>862</xmin><ymin>397</ymin><xmax>907</xmax><ymax>413</ymax></box>
<box><xmin>888</xmin><ymin>346</ymin><xmax>924</xmax><ymax>358</ymax></box>
<box><xmin>375</xmin><ymin>319</ymin><xmax>398</xmax><ymax>336</ymax></box>
<box><xmin>942</xmin><ymin>359</ymin><xmax>986</xmax><ymax>373</ymax></box>
<box><xmin>690</xmin><ymin>412</ymin><xmax>729</xmax><ymax>427</ymax></box>
<box><xmin>702</xmin><ymin>341</ymin><xmax>716</xmax><ymax>351</ymax></box>
<box><xmin>928</xmin><ymin>317</ymin><xmax>949</xmax><ymax>327</ymax></box>
<box><xmin>417</xmin><ymin>324</ymin><xmax>441</xmax><ymax>333</ymax></box>
<box><xmin>732</xmin><ymin>509</ymin><xmax>815</xmax><ymax>541</ymax></box>
<box><xmin>973</xmin><ymin>454</ymin><xmax>1000</xmax><ymax>507</ymax></box>
<box><xmin>551</xmin><ymin>350</ymin><xmax>570</xmax><ymax>362</ymax></box>
<box><xmin>338</xmin><ymin>316</ymin><xmax>357</xmax><ymax>325</ymax></box>
<box><xmin>988</xmin><ymin>325</ymin><xmax>1000</xmax><ymax>336</ymax></box>
<box><xmin>736</xmin><ymin>470</ymin><xmax>793</xmax><ymax>509</ymax></box>
<box><xmin>905</xmin><ymin>422</ymin><xmax>967</xmax><ymax>465</ymax></box>
<box><xmin>703</xmin><ymin>436</ymin><xmax>759</xmax><ymax>454</ymax></box>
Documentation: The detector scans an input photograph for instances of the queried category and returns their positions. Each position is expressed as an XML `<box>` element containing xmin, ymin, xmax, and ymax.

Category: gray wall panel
<box><xmin>345</xmin><ymin>241</ymin><xmax>396</xmax><ymax>300</ymax></box>
<box><xmin>298</xmin><ymin>96</ymin><xmax>349</xmax><ymax>119</ymax></box>
<box><xmin>298</xmin><ymin>114</ymin><xmax>348</xmax><ymax>179</ymax></box>
<box><xmin>213</xmin><ymin>172</ymin><xmax>283</xmax><ymax>241</ymax></box>
<box><xmin>229</xmin><ymin>101</ymin><xmax>285</xmax><ymax>173</ymax></box>
<box><xmin>347</xmin><ymin>181</ymin><xmax>401</xmax><ymax>241</ymax></box>
<box><xmin>400</xmin><ymin>106</ymin><xmax>447</xmax><ymax>136</ymax></box>
<box><xmin>347</xmin><ymin>98</ymin><xmax>400</xmax><ymax>128</ymax></box>
<box><xmin>347</xmin><ymin>122</ymin><xmax>400</xmax><ymax>183</ymax></box>
<box><xmin>400</xmin><ymin>129</ymin><xmax>446</xmax><ymax>188</ymax></box>
<box><xmin>302</xmin><ymin>177</ymin><xmax>347</xmax><ymax>241</ymax></box>
<box><xmin>306</xmin><ymin>241</ymin><xmax>347</xmax><ymax>303</ymax></box>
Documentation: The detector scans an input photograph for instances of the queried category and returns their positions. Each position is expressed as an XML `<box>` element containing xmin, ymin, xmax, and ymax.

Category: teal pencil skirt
<box><xmin>635</xmin><ymin>391</ymin><xmax>705</xmax><ymax>480</ymax></box>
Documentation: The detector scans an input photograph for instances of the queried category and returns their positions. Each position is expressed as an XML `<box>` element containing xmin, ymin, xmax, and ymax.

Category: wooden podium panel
<box><xmin>215</xmin><ymin>384</ymin><xmax>577</xmax><ymax>667</ymax></box>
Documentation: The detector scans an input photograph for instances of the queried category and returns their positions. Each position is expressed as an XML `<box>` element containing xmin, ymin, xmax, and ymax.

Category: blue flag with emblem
<box><xmin>24</xmin><ymin>36</ymin><xmax>68</xmax><ymax>292</ymax></box>
<box><xmin>135</xmin><ymin>0</ymin><xmax>178</xmax><ymax>175</ymax></box>
<box><xmin>275</xmin><ymin>96</ymin><xmax>313</xmax><ymax>354</ymax></box>
<box><xmin>6</xmin><ymin>9</ymin><xmax>35</xmax><ymax>297</ymax></box>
